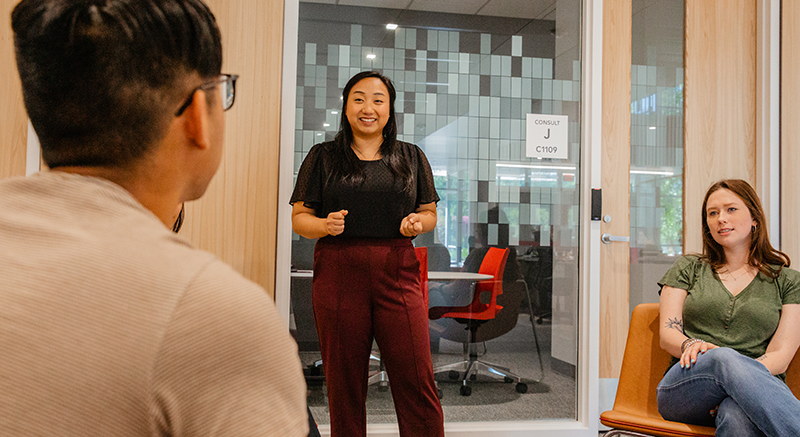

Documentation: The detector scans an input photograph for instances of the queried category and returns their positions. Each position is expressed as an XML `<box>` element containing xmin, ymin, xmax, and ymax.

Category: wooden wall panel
<box><xmin>180</xmin><ymin>0</ymin><xmax>284</xmax><ymax>297</ymax></box>
<box><xmin>683</xmin><ymin>0</ymin><xmax>757</xmax><ymax>254</ymax></box>
<box><xmin>600</xmin><ymin>0</ymin><xmax>632</xmax><ymax>379</ymax></box>
<box><xmin>2</xmin><ymin>0</ymin><xmax>284</xmax><ymax>295</ymax></box>
<box><xmin>782</xmin><ymin>2</ymin><xmax>800</xmax><ymax>264</ymax></box>
<box><xmin>0</xmin><ymin>0</ymin><xmax>28</xmax><ymax>180</ymax></box>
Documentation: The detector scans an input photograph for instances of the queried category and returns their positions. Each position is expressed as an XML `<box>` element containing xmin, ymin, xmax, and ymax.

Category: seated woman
<box><xmin>658</xmin><ymin>179</ymin><xmax>800</xmax><ymax>436</ymax></box>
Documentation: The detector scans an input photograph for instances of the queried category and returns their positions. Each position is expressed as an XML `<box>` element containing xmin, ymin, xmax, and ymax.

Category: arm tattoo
<box><xmin>665</xmin><ymin>317</ymin><xmax>684</xmax><ymax>333</ymax></box>
<box><xmin>757</xmin><ymin>354</ymin><xmax>767</xmax><ymax>361</ymax></box>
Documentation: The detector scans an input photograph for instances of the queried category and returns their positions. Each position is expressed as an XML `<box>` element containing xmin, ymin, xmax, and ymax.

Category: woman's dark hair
<box><xmin>701</xmin><ymin>179</ymin><xmax>790</xmax><ymax>278</ymax></box>
<box><xmin>12</xmin><ymin>0</ymin><xmax>222</xmax><ymax>169</ymax></box>
<box><xmin>329</xmin><ymin>71</ymin><xmax>412</xmax><ymax>193</ymax></box>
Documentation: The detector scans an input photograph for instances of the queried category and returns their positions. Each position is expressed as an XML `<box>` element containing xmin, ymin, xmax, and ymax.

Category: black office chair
<box><xmin>290</xmin><ymin>238</ymin><xmax>319</xmax><ymax>352</ymax></box>
<box><xmin>426</xmin><ymin>243</ymin><xmax>452</xmax><ymax>271</ymax></box>
<box><xmin>520</xmin><ymin>246</ymin><xmax>553</xmax><ymax>324</ymax></box>
<box><xmin>429</xmin><ymin>248</ymin><xmax>544</xmax><ymax>396</ymax></box>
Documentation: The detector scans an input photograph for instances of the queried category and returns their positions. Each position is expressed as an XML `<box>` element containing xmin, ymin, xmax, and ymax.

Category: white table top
<box><xmin>291</xmin><ymin>270</ymin><xmax>492</xmax><ymax>281</ymax></box>
<box><xmin>428</xmin><ymin>271</ymin><xmax>493</xmax><ymax>281</ymax></box>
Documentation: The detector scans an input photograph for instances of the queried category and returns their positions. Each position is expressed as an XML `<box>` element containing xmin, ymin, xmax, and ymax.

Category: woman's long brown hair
<box><xmin>701</xmin><ymin>179</ymin><xmax>789</xmax><ymax>279</ymax></box>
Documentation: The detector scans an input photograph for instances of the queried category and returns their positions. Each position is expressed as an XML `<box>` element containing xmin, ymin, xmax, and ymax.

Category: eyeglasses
<box><xmin>175</xmin><ymin>73</ymin><xmax>239</xmax><ymax>117</ymax></box>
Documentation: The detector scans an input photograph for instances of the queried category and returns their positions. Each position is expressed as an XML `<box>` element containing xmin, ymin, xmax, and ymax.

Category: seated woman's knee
<box><xmin>705</xmin><ymin>347</ymin><xmax>738</xmax><ymax>361</ymax></box>
<box><xmin>703</xmin><ymin>347</ymin><xmax>762</xmax><ymax>377</ymax></box>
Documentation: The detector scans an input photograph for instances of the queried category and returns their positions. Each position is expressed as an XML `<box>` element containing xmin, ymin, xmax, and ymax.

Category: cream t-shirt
<box><xmin>0</xmin><ymin>172</ymin><xmax>308</xmax><ymax>436</ymax></box>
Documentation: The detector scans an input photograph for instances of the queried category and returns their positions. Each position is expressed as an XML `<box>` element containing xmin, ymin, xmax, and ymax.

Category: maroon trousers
<box><xmin>313</xmin><ymin>238</ymin><xmax>444</xmax><ymax>437</ymax></box>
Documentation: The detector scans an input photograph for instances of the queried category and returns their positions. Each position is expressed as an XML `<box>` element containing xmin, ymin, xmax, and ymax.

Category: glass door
<box><xmin>278</xmin><ymin>0</ymin><xmax>604</xmax><ymax>435</ymax></box>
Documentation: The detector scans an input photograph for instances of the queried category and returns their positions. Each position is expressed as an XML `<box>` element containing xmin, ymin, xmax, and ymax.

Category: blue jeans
<box><xmin>657</xmin><ymin>347</ymin><xmax>800</xmax><ymax>437</ymax></box>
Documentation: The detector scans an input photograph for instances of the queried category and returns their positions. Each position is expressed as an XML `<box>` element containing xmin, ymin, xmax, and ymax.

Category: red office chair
<box><xmin>429</xmin><ymin>247</ymin><xmax>527</xmax><ymax>396</ymax></box>
<box><xmin>368</xmin><ymin>247</ymin><xmax>437</xmax><ymax>396</ymax></box>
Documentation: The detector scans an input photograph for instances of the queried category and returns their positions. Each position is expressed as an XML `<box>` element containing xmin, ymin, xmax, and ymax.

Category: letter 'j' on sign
<box><xmin>526</xmin><ymin>114</ymin><xmax>569</xmax><ymax>159</ymax></box>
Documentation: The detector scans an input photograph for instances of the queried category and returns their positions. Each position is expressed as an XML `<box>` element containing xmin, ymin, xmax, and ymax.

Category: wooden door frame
<box><xmin>780</xmin><ymin>0</ymin><xmax>800</xmax><ymax>263</ymax></box>
<box><xmin>756</xmin><ymin>0</ymin><xmax>781</xmax><ymax>245</ymax></box>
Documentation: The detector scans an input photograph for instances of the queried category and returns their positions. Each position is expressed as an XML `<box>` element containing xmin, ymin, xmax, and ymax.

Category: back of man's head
<box><xmin>12</xmin><ymin>0</ymin><xmax>222</xmax><ymax>169</ymax></box>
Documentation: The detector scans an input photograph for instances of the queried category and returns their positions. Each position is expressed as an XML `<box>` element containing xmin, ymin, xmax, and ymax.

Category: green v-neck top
<box><xmin>659</xmin><ymin>255</ymin><xmax>800</xmax><ymax>380</ymax></box>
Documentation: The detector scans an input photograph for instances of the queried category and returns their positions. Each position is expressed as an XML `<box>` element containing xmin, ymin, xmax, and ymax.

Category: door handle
<box><xmin>601</xmin><ymin>233</ymin><xmax>629</xmax><ymax>244</ymax></box>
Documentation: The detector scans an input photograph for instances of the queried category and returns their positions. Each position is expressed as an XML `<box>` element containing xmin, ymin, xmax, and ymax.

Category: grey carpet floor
<box><xmin>301</xmin><ymin>316</ymin><xmax>577</xmax><ymax>425</ymax></box>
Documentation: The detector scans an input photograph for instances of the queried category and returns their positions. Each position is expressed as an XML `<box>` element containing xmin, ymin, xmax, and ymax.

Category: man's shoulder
<box><xmin>168</xmin><ymin>255</ymin><xmax>279</xmax><ymax>330</ymax></box>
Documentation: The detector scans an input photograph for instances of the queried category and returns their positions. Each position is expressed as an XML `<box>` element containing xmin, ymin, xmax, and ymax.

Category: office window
<box><xmin>629</xmin><ymin>0</ymin><xmax>685</xmax><ymax>311</ymax></box>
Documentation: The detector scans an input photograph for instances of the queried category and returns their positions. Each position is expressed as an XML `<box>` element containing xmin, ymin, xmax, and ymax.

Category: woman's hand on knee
<box><xmin>681</xmin><ymin>340</ymin><xmax>719</xmax><ymax>369</ymax></box>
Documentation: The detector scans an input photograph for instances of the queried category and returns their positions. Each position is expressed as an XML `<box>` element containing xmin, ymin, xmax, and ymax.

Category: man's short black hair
<box><xmin>12</xmin><ymin>0</ymin><xmax>222</xmax><ymax>168</ymax></box>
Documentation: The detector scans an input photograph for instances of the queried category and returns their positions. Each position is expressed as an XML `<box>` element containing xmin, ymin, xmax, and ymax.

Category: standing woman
<box><xmin>290</xmin><ymin>71</ymin><xmax>445</xmax><ymax>437</ymax></box>
<box><xmin>657</xmin><ymin>179</ymin><xmax>800</xmax><ymax>436</ymax></box>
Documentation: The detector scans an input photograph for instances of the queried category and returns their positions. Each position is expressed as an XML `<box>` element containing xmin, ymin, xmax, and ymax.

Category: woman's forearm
<box><xmin>291</xmin><ymin>211</ymin><xmax>329</xmax><ymax>239</ymax></box>
<box><xmin>416</xmin><ymin>209</ymin><xmax>437</xmax><ymax>234</ymax></box>
<box><xmin>292</xmin><ymin>215</ymin><xmax>328</xmax><ymax>239</ymax></box>
<box><xmin>660</xmin><ymin>285</ymin><xmax>690</xmax><ymax>358</ymax></box>
<box><xmin>755</xmin><ymin>354</ymin><xmax>785</xmax><ymax>375</ymax></box>
<box><xmin>759</xmin><ymin>304</ymin><xmax>800</xmax><ymax>375</ymax></box>
<box><xmin>661</xmin><ymin>323</ymin><xmax>689</xmax><ymax>359</ymax></box>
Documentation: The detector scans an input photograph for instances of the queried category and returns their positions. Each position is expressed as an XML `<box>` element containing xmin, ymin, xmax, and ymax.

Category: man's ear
<box><xmin>181</xmin><ymin>89</ymin><xmax>211</xmax><ymax>150</ymax></box>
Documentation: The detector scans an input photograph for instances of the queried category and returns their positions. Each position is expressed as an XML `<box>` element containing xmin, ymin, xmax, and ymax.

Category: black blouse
<box><xmin>290</xmin><ymin>141</ymin><xmax>440</xmax><ymax>239</ymax></box>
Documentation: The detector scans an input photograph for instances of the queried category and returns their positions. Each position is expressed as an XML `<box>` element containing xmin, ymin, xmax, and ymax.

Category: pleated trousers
<box><xmin>313</xmin><ymin>237</ymin><xmax>444</xmax><ymax>437</ymax></box>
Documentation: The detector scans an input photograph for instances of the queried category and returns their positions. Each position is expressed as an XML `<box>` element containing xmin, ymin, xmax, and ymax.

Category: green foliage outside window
<box><xmin>660</xmin><ymin>176</ymin><xmax>683</xmax><ymax>255</ymax></box>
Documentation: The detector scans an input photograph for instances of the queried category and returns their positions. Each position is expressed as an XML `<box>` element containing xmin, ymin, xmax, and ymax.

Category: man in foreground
<box><xmin>0</xmin><ymin>1</ymin><xmax>308</xmax><ymax>435</ymax></box>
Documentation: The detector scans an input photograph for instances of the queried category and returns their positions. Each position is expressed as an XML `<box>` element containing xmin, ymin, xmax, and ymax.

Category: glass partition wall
<box><xmin>628</xmin><ymin>0</ymin><xmax>684</xmax><ymax>312</ymax></box>
<box><xmin>289</xmin><ymin>0</ymin><xmax>583</xmax><ymax>426</ymax></box>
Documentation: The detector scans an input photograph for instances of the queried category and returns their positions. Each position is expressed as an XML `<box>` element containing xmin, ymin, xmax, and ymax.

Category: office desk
<box><xmin>291</xmin><ymin>270</ymin><xmax>493</xmax><ymax>281</ymax></box>
<box><xmin>290</xmin><ymin>270</ymin><xmax>313</xmax><ymax>278</ymax></box>
<box><xmin>428</xmin><ymin>271</ymin><xmax>492</xmax><ymax>281</ymax></box>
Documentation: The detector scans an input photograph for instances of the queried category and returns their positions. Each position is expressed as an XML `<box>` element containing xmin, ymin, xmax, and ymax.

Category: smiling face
<box><xmin>344</xmin><ymin>77</ymin><xmax>390</xmax><ymax>141</ymax></box>
<box><xmin>705</xmin><ymin>188</ymin><xmax>757</xmax><ymax>252</ymax></box>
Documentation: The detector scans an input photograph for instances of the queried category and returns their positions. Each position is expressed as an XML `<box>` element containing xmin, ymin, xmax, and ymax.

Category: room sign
<box><xmin>525</xmin><ymin>114</ymin><xmax>569</xmax><ymax>160</ymax></box>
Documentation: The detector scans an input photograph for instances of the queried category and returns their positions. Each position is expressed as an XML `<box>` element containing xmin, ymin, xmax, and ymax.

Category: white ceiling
<box><xmin>301</xmin><ymin>0</ymin><xmax>558</xmax><ymax>20</ymax></box>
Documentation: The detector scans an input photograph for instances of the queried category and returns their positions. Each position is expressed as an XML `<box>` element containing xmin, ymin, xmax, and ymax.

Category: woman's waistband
<box><xmin>316</xmin><ymin>237</ymin><xmax>413</xmax><ymax>248</ymax></box>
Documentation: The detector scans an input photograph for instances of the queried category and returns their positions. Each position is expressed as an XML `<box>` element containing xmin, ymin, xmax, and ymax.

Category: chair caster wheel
<box><xmin>437</xmin><ymin>388</ymin><xmax>443</xmax><ymax>399</ymax></box>
<box><xmin>469</xmin><ymin>374</ymin><xmax>477</xmax><ymax>381</ymax></box>
<box><xmin>459</xmin><ymin>385</ymin><xmax>472</xmax><ymax>396</ymax></box>
<box><xmin>504</xmin><ymin>376</ymin><xmax>514</xmax><ymax>383</ymax></box>
<box><xmin>516</xmin><ymin>383</ymin><xmax>528</xmax><ymax>394</ymax></box>
<box><xmin>308</xmin><ymin>365</ymin><xmax>322</xmax><ymax>377</ymax></box>
<box><xmin>378</xmin><ymin>382</ymin><xmax>389</xmax><ymax>392</ymax></box>
<box><xmin>448</xmin><ymin>370</ymin><xmax>460</xmax><ymax>380</ymax></box>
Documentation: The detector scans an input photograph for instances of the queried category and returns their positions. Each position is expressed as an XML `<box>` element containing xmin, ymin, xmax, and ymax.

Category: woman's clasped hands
<box><xmin>324</xmin><ymin>210</ymin><xmax>425</xmax><ymax>237</ymax></box>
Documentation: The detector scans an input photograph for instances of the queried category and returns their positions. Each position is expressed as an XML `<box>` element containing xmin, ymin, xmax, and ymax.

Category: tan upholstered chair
<box><xmin>600</xmin><ymin>303</ymin><xmax>800</xmax><ymax>437</ymax></box>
